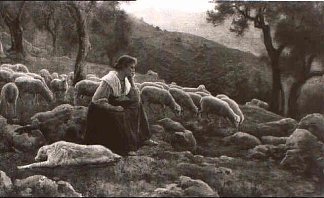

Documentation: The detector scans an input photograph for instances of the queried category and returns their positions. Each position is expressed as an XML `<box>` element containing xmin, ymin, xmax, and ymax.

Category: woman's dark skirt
<box><xmin>83</xmin><ymin>99</ymin><xmax>151</xmax><ymax>156</ymax></box>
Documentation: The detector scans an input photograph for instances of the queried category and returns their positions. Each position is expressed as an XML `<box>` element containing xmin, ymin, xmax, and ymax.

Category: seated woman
<box><xmin>83</xmin><ymin>55</ymin><xmax>157</xmax><ymax>156</ymax></box>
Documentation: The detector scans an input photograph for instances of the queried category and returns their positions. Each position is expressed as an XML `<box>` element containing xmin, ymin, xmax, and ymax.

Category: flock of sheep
<box><xmin>0</xmin><ymin>63</ymin><xmax>245</xmax><ymax>128</ymax></box>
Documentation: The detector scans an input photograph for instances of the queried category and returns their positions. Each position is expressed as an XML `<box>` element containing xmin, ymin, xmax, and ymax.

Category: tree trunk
<box><xmin>270</xmin><ymin>61</ymin><xmax>282</xmax><ymax>114</ymax></box>
<box><xmin>52</xmin><ymin>33</ymin><xmax>57</xmax><ymax>55</ymax></box>
<box><xmin>6</xmin><ymin>18</ymin><xmax>24</xmax><ymax>56</ymax></box>
<box><xmin>72</xmin><ymin>14</ymin><xmax>90</xmax><ymax>86</ymax></box>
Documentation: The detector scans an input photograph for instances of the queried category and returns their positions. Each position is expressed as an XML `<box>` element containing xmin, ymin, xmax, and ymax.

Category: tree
<box><xmin>65</xmin><ymin>1</ymin><xmax>97</xmax><ymax>85</ymax></box>
<box><xmin>0</xmin><ymin>1</ymin><xmax>26</xmax><ymax>58</ymax></box>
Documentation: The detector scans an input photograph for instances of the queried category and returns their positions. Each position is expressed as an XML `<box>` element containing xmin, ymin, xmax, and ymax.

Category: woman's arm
<box><xmin>92</xmin><ymin>81</ymin><xmax>124</xmax><ymax>111</ymax></box>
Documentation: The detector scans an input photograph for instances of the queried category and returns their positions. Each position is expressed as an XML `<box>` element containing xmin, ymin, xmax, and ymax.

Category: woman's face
<box><xmin>123</xmin><ymin>63</ymin><xmax>136</xmax><ymax>77</ymax></box>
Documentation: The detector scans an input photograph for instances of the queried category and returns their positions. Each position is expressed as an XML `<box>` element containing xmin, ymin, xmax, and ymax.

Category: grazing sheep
<box><xmin>195</xmin><ymin>91</ymin><xmax>210</xmax><ymax>97</ymax></box>
<box><xmin>182</xmin><ymin>84</ymin><xmax>210</xmax><ymax>94</ymax></box>
<box><xmin>0</xmin><ymin>82</ymin><xmax>19</xmax><ymax>119</ymax></box>
<box><xmin>39</xmin><ymin>69</ymin><xmax>53</xmax><ymax>87</ymax></box>
<box><xmin>199</xmin><ymin>96</ymin><xmax>240</xmax><ymax>128</ymax></box>
<box><xmin>50</xmin><ymin>78</ymin><xmax>69</xmax><ymax>103</ymax></box>
<box><xmin>154</xmin><ymin>82</ymin><xmax>170</xmax><ymax>90</ymax></box>
<box><xmin>140</xmin><ymin>82</ymin><xmax>165</xmax><ymax>90</ymax></box>
<box><xmin>169</xmin><ymin>88</ymin><xmax>199</xmax><ymax>117</ymax></box>
<box><xmin>51</xmin><ymin>72</ymin><xmax>59</xmax><ymax>80</ymax></box>
<box><xmin>140</xmin><ymin>86</ymin><xmax>182</xmax><ymax>117</ymax></box>
<box><xmin>14</xmin><ymin>76</ymin><xmax>54</xmax><ymax>104</ymax></box>
<box><xmin>220</xmin><ymin>97</ymin><xmax>244</xmax><ymax>125</ymax></box>
<box><xmin>17</xmin><ymin>141</ymin><xmax>122</xmax><ymax>169</ymax></box>
<box><xmin>216</xmin><ymin>94</ymin><xmax>230</xmax><ymax>99</ymax></box>
<box><xmin>188</xmin><ymin>92</ymin><xmax>202</xmax><ymax>110</ymax></box>
<box><xmin>0</xmin><ymin>69</ymin><xmax>13</xmax><ymax>83</ymax></box>
<box><xmin>74</xmin><ymin>79</ymin><xmax>100</xmax><ymax>97</ymax></box>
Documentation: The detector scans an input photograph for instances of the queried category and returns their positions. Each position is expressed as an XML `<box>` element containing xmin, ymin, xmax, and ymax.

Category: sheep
<box><xmin>140</xmin><ymin>82</ymin><xmax>165</xmax><ymax>90</ymax></box>
<box><xmin>59</xmin><ymin>74</ymin><xmax>68</xmax><ymax>80</ymax></box>
<box><xmin>169</xmin><ymin>84</ymin><xmax>183</xmax><ymax>89</ymax></box>
<box><xmin>0</xmin><ymin>69</ymin><xmax>13</xmax><ymax>83</ymax></box>
<box><xmin>67</xmin><ymin>72</ymin><xmax>74</xmax><ymax>86</ymax></box>
<box><xmin>140</xmin><ymin>86</ymin><xmax>182</xmax><ymax>117</ymax></box>
<box><xmin>17</xmin><ymin>141</ymin><xmax>122</xmax><ymax>169</ymax></box>
<box><xmin>154</xmin><ymin>81</ymin><xmax>170</xmax><ymax>90</ymax></box>
<box><xmin>51</xmin><ymin>72</ymin><xmax>59</xmax><ymax>80</ymax></box>
<box><xmin>14</xmin><ymin>76</ymin><xmax>54</xmax><ymax>104</ymax></box>
<box><xmin>169</xmin><ymin>87</ymin><xmax>199</xmax><ymax>117</ymax></box>
<box><xmin>1</xmin><ymin>63</ymin><xmax>29</xmax><ymax>73</ymax></box>
<box><xmin>135</xmin><ymin>83</ymin><xmax>141</xmax><ymax>90</ymax></box>
<box><xmin>87</xmin><ymin>76</ymin><xmax>101</xmax><ymax>82</ymax></box>
<box><xmin>146</xmin><ymin>70</ymin><xmax>159</xmax><ymax>79</ymax></box>
<box><xmin>0</xmin><ymin>82</ymin><xmax>19</xmax><ymax>120</ymax></box>
<box><xmin>74</xmin><ymin>79</ymin><xmax>100</xmax><ymax>105</ymax></box>
<box><xmin>39</xmin><ymin>69</ymin><xmax>53</xmax><ymax>87</ymax></box>
<box><xmin>182</xmin><ymin>84</ymin><xmax>210</xmax><ymax>94</ymax></box>
<box><xmin>195</xmin><ymin>91</ymin><xmax>210</xmax><ymax>97</ymax></box>
<box><xmin>50</xmin><ymin>78</ymin><xmax>69</xmax><ymax>103</ymax></box>
<box><xmin>199</xmin><ymin>96</ymin><xmax>240</xmax><ymax>128</ymax></box>
<box><xmin>216</xmin><ymin>94</ymin><xmax>230</xmax><ymax>99</ymax></box>
<box><xmin>219</xmin><ymin>97</ymin><xmax>244</xmax><ymax>125</ymax></box>
<box><xmin>188</xmin><ymin>92</ymin><xmax>202</xmax><ymax>110</ymax></box>
<box><xmin>86</xmin><ymin>74</ymin><xmax>97</xmax><ymax>79</ymax></box>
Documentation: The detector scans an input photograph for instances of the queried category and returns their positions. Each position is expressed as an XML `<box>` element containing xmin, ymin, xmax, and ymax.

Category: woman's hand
<box><xmin>127</xmin><ymin>76</ymin><xmax>135</xmax><ymax>87</ymax></box>
<box><xmin>114</xmin><ymin>106</ymin><xmax>124</xmax><ymax>112</ymax></box>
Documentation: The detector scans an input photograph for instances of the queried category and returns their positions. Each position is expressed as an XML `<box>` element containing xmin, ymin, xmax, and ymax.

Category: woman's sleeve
<box><xmin>92</xmin><ymin>81</ymin><xmax>112</xmax><ymax>103</ymax></box>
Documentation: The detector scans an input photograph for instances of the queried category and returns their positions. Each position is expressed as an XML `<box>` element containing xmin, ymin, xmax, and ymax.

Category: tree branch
<box><xmin>17</xmin><ymin>1</ymin><xmax>26</xmax><ymax>21</ymax></box>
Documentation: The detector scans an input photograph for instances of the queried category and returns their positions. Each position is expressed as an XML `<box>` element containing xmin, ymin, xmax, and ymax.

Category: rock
<box><xmin>12</xmin><ymin>130</ymin><xmax>46</xmax><ymax>151</ymax></box>
<box><xmin>179</xmin><ymin>175</ymin><xmax>218</xmax><ymax>197</ymax></box>
<box><xmin>244</xmin><ymin>118</ymin><xmax>298</xmax><ymax>138</ymax></box>
<box><xmin>286</xmin><ymin>129</ymin><xmax>322</xmax><ymax>155</ymax></box>
<box><xmin>171</xmin><ymin>130</ymin><xmax>197</xmax><ymax>152</ymax></box>
<box><xmin>248</xmin><ymin>98</ymin><xmax>269</xmax><ymax>110</ymax></box>
<box><xmin>247</xmin><ymin>144</ymin><xmax>287</xmax><ymax>160</ymax></box>
<box><xmin>157</xmin><ymin>118</ymin><xmax>186</xmax><ymax>133</ymax></box>
<box><xmin>298</xmin><ymin>113</ymin><xmax>324</xmax><ymax>142</ymax></box>
<box><xmin>151</xmin><ymin>183</ymin><xmax>184</xmax><ymax>197</ymax></box>
<box><xmin>280</xmin><ymin>149</ymin><xmax>307</xmax><ymax>172</ymax></box>
<box><xmin>14</xmin><ymin>175</ymin><xmax>82</xmax><ymax>197</ymax></box>
<box><xmin>150</xmin><ymin>125</ymin><xmax>165</xmax><ymax>134</ymax></box>
<box><xmin>223</xmin><ymin>132</ymin><xmax>261</xmax><ymax>149</ymax></box>
<box><xmin>261</xmin><ymin>136</ymin><xmax>288</xmax><ymax>145</ymax></box>
<box><xmin>0</xmin><ymin>170</ymin><xmax>13</xmax><ymax>196</ymax></box>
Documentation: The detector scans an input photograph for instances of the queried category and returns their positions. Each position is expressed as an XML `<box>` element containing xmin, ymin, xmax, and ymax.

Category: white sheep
<box><xmin>169</xmin><ymin>87</ymin><xmax>199</xmax><ymax>117</ymax></box>
<box><xmin>182</xmin><ymin>84</ymin><xmax>210</xmax><ymax>94</ymax></box>
<box><xmin>140</xmin><ymin>86</ymin><xmax>182</xmax><ymax>117</ymax></box>
<box><xmin>0</xmin><ymin>69</ymin><xmax>13</xmax><ymax>83</ymax></box>
<box><xmin>74</xmin><ymin>79</ymin><xmax>100</xmax><ymax>105</ymax></box>
<box><xmin>59</xmin><ymin>74</ymin><xmax>68</xmax><ymax>80</ymax></box>
<box><xmin>220</xmin><ymin>97</ymin><xmax>244</xmax><ymax>125</ymax></box>
<box><xmin>14</xmin><ymin>76</ymin><xmax>54</xmax><ymax>104</ymax></box>
<box><xmin>1</xmin><ymin>63</ymin><xmax>29</xmax><ymax>73</ymax></box>
<box><xmin>146</xmin><ymin>70</ymin><xmax>159</xmax><ymax>78</ymax></box>
<box><xmin>199</xmin><ymin>96</ymin><xmax>240</xmax><ymax>128</ymax></box>
<box><xmin>188</xmin><ymin>92</ymin><xmax>202</xmax><ymax>110</ymax></box>
<box><xmin>51</xmin><ymin>72</ymin><xmax>59</xmax><ymax>80</ymax></box>
<box><xmin>169</xmin><ymin>84</ymin><xmax>183</xmax><ymax>89</ymax></box>
<box><xmin>216</xmin><ymin>94</ymin><xmax>230</xmax><ymax>99</ymax></box>
<box><xmin>50</xmin><ymin>78</ymin><xmax>69</xmax><ymax>103</ymax></box>
<box><xmin>154</xmin><ymin>82</ymin><xmax>170</xmax><ymax>90</ymax></box>
<box><xmin>0</xmin><ymin>82</ymin><xmax>19</xmax><ymax>119</ymax></box>
<box><xmin>195</xmin><ymin>91</ymin><xmax>210</xmax><ymax>97</ymax></box>
<box><xmin>87</xmin><ymin>76</ymin><xmax>101</xmax><ymax>82</ymax></box>
<box><xmin>140</xmin><ymin>82</ymin><xmax>165</xmax><ymax>90</ymax></box>
<box><xmin>39</xmin><ymin>69</ymin><xmax>53</xmax><ymax>87</ymax></box>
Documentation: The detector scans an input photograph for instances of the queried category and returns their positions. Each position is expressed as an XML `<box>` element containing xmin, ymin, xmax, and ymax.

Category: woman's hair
<box><xmin>114</xmin><ymin>55</ymin><xmax>137</xmax><ymax>70</ymax></box>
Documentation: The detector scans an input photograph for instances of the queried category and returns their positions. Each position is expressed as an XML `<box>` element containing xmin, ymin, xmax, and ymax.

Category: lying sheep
<box><xmin>140</xmin><ymin>82</ymin><xmax>165</xmax><ymax>90</ymax></box>
<box><xmin>74</xmin><ymin>79</ymin><xmax>100</xmax><ymax>105</ymax></box>
<box><xmin>140</xmin><ymin>86</ymin><xmax>182</xmax><ymax>117</ymax></box>
<box><xmin>17</xmin><ymin>141</ymin><xmax>122</xmax><ymax>169</ymax></box>
<box><xmin>169</xmin><ymin>88</ymin><xmax>199</xmax><ymax>117</ymax></box>
<box><xmin>0</xmin><ymin>82</ymin><xmax>19</xmax><ymax>119</ymax></box>
<box><xmin>220</xmin><ymin>97</ymin><xmax>244</xmax><ymax>125</ymax></box>
<box><xmin>15</xmin><ymin>76</ymin><xmax>54</xmax><ymax>104</ymax></box>
<box><xmin>199</xmin><ymin>96</ymin><xmax>240</xmax><ymax>128</ymax></box>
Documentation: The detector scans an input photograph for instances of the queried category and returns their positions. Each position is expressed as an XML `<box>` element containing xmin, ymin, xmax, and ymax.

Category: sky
<box><xmin>119</xmin><ymin>0</ymin><xmax>215</xmax><ymax>13</ymax></box>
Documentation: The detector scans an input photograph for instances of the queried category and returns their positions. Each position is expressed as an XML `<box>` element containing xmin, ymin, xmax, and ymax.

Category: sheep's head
<box><xmin>233</xmin><ymin>114</ymin><xmax>240</xmax><ymax>128</ymax></box>
<box><xmin>174</xmin><ymin>104</ymin><xmax>182</xmax><ymax>117</ymax></box>
<box><xmin>198</xmin><ymin>84</ymin><xmax>206</xmax><ymax>90</ymax></box>
<box><xmin>35</xmin><ymin>145</ymin><xmax>49</xmax><ymax>161</ymax></box>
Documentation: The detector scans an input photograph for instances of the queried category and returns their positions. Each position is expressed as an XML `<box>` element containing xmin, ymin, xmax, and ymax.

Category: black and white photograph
<box><xmin>0</xmin><ymin>0</ymin><xmax>323</xmax><ymax>197</ymax></box>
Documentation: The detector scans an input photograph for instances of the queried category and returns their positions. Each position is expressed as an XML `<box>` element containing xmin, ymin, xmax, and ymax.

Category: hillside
<box><xmin>128</xmin><ymin>16</ymin><xmax>272</xmax><ymax>103</ymax></box>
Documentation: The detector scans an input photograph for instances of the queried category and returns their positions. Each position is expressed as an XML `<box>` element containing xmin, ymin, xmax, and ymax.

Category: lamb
<box><xmin>140</xmin><ymin>86</ymin><xmax>182</xmax><ymax>117</ymax></box>
<box><xmin>14</xmin><ymin>76</ymin><xmax>54</xmax><ymax>104</ymax></box>
<box><xmin>0</xmin><ymin>82</ymin><xmax>19</xmax><ymax>119</ymax></box>
<box><xmin>199</xmin><ymin>96</ymin><xmax>240</xmax><ymax>128</ymax></box>
<box><xmin>219</xmin><ymin>97</ymin><xmax>244</xmax><ymax>125</ymax></box>
<box><xmin>169</xmin><ymin>88</ymin><xmax>199</xmax><ymax>117</ymax></box>
<box><xmin>140</xmin><ymin>82</ymin><xmax>165</xmax><ymax>90</ymax></box>
<box><xmin>17</xmin><ymin>141</ymin><xmax>122</xmax><ymax>169</ymax></box>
